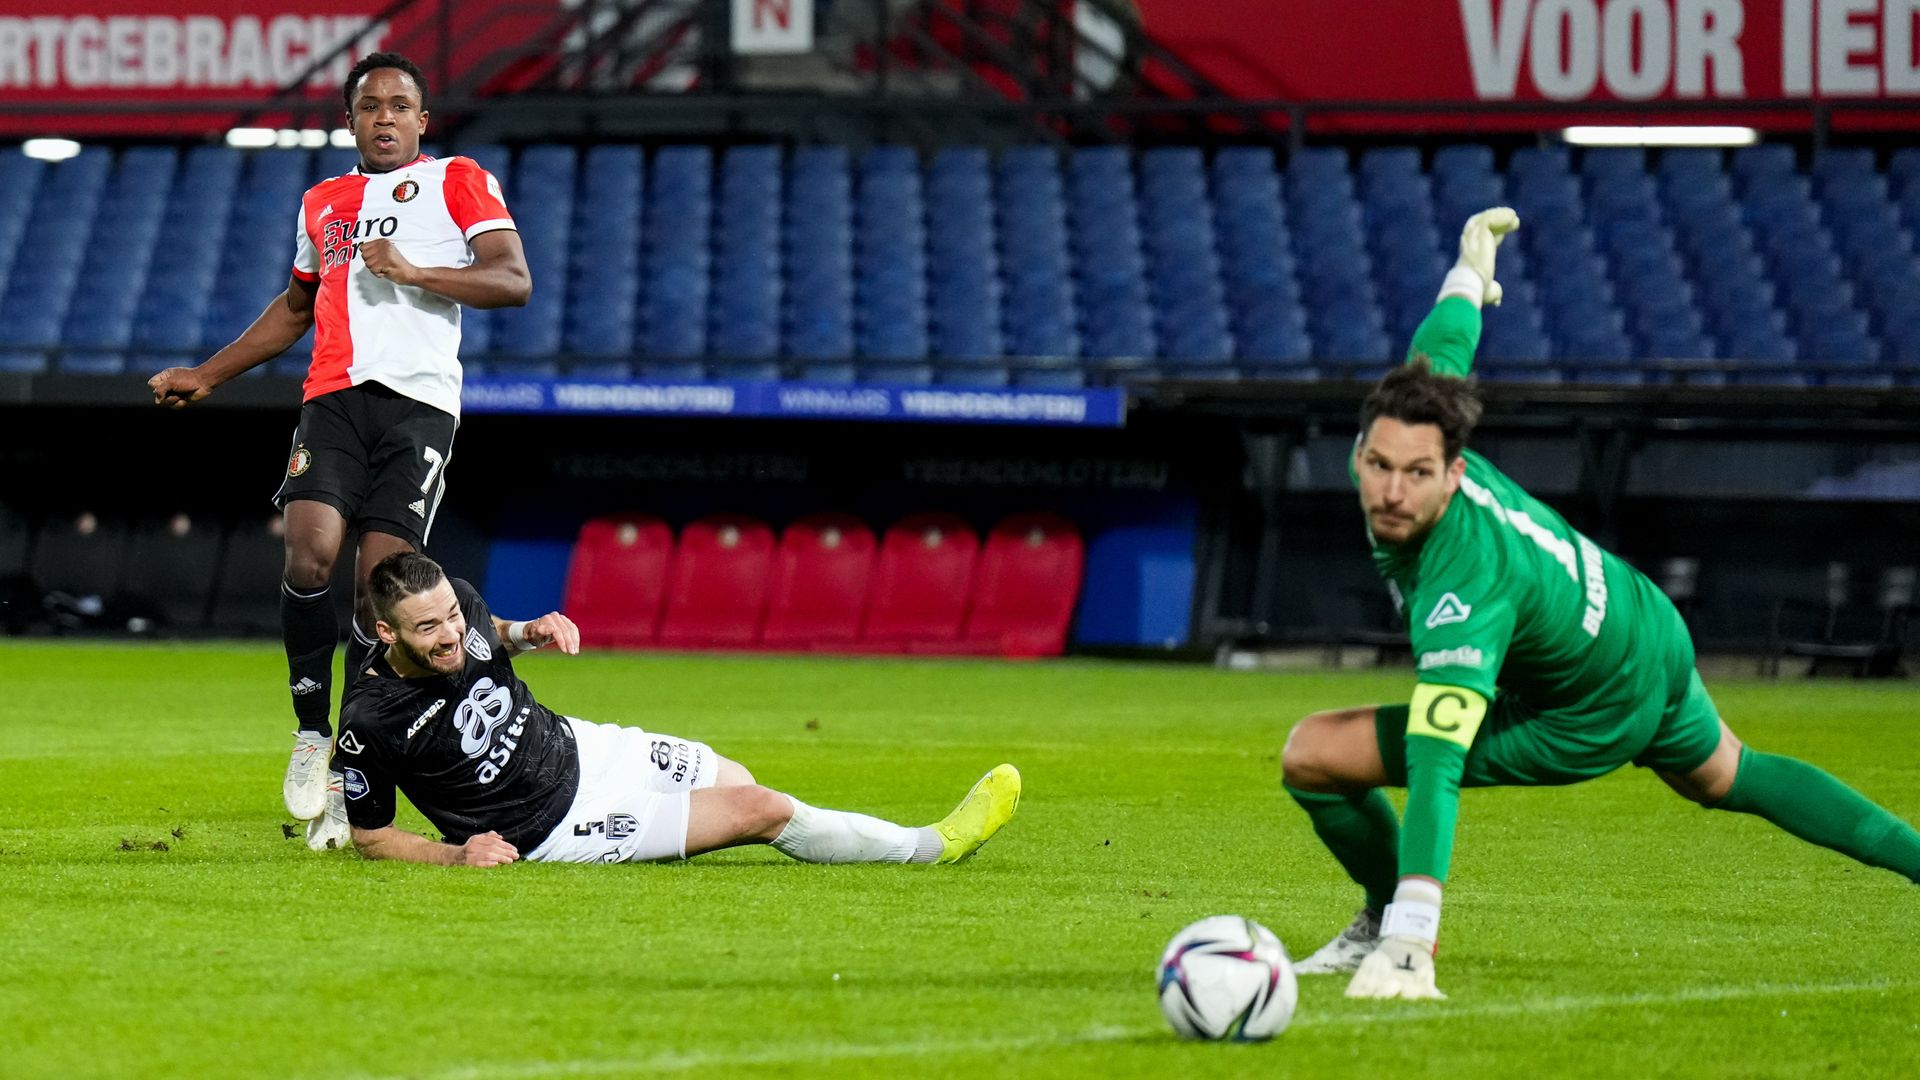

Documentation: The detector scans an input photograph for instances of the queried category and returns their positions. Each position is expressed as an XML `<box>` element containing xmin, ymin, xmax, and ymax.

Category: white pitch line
<box><xmin>351</xmin><ymin>978</ymin><xmax>1914</xmax><ymax>1080</ymax></box>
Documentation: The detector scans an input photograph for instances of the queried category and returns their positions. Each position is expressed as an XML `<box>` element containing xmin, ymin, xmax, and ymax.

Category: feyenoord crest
<box><xmin>288</xmin><ymin>445</ymin><xmax>312</xmax><ymax>477</ymax></box>
<box><xmin>393</xmin><ymin>179</ymin><xmax>420</xmax><ymax>203</ymax></box>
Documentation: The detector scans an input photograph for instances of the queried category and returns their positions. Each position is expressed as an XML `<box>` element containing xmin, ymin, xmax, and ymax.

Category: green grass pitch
<box><xmin>2</xmin><ymin>641</ymin><xmax>1917</xmax><ymax>1078</ymax></box>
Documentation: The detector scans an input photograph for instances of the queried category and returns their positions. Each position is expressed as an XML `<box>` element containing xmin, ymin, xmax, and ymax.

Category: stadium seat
<box><xmin>120</xmin><ymin>513</ymin><xmax>221</xmax><ymax>632</ymax></box>
<box><xmin>29</xmin><ymin>510</ymin><xmax>128</xmax><ymax>616</ymax></box>
<box><xmin>644</xmin><ymin>146</ymin><xmax>714</xmax><ymax>358</ymax></box>
<box><xmin>567</xmin><ymin>145</ymin><xmax>644</xmax><ymax>357</ymax></box>
<box><xmin>958</xmin><ymin>513</ymin><xmax>1085</xmax><ymax>657</ymax></box>
<box><xmin>562</xmin><ymin>514</ymin><xmax>673</xmax><ymax>649</ymax></box>
<box><xmin>859</xmin><ymin>512</ymin><xmax>979</xmax><ymax>652</ymax></box>
<box><xmin>760</xmin><ymin>513</ymin><xmax>877</xmax><ymax>650</ymax></box>
<box><xmin>656</xmin><ymin>514</ymin><xmax>776</xmax><ymax>649</ymax></box>
<box><xmin>209</xmin><ymin>518</ymin><xmax>285</xmax><ymax>635</ymax></box>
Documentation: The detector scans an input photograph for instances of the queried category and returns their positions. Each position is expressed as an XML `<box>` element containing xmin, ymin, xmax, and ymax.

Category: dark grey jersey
<box><xmin>331</xmin><ymin>578</ymin><xmax>579</xmax><ymax>849</ymax></box>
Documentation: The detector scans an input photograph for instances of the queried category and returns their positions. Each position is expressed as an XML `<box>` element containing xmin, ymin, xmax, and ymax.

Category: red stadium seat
<box><xmin>562</xmin><ymin>514</ymin><xmax>672</xmax><ymax>649</ymax></box>
<box><xmin>761</xmin><ymin>513</ymin><xmax>877</xmax><ymax>651</ymax></box>
<box><xmin>657</xmin><ymin>514</ymin><xmax>776</xmax><ymax>649</ymax></box>
<box><xmin>962</xmin><ymin>512</ymin><xmax>1085</xmax><ymax>657</ymax></box>
<box><xmin>860</xmin><ymin>512</ymin><xmax>979</xmax><ymax>652</ymax></box>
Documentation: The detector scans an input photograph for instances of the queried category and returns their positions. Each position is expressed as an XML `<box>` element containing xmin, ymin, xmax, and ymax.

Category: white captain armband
<box><xmin>1406</xmin><ymin>684</ymin><xmax>1488</xmax><ymax>750</ymax></box>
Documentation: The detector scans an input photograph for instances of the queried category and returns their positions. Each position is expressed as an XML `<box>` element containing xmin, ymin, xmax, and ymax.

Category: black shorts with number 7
<box><xmin>273</xmin><ymin>381</ymin><xmax>458</xmax><ymax>548</ymax></box>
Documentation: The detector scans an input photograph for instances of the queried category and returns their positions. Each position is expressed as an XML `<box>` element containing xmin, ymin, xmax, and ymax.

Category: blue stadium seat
<box><xmin>492</xmin><ymin>145</ymin><xmax>573</xmax><ymax>357</ymax></box>
<box><xmin>934</xmin><ymin>362</ymin><xmax>1008</xmax><ymax>387</ymax></box>
<box><xmin>643</xmin><ymin>146</ymin><xmax>714</xmax><ymax>358</ymax></box>
<box><xmin>996</xmin><ymin>146</ymin><xmax>1078</xmax><ymax>358</ymax></box>
<box><xmin>567</xmin><ymin>145</ymin><xmax>644</xmax><ymax>358</ymax></box>
<box><xmin>1813</xmin><ymin>148</ymin><xmax>1877</xmax><ymax>183</ymax></box>
<box><xmin>1656</xmin><ymin>148</ymin><xmax>1723</xmax><ymax>181</ymax></box>
<box><xmin>1731</xmin><ymin>144</ymin><xmax>1797</xmax><ymax>190</ymax></box>
<box><xmin>1011</xmin><ymin>363</ymin><xmax>1088</xmax><ymax>389</ymax></box>
<box><xmin>0</xmin><ymin>350</ymin><xmax>48</xmax><ymax>374</ymax></box>
<box><xmin>928</xmin><ymin>148</ymin><xmax>1002</xmax><ymax>360</ymax></box>
<box><xmin>856</xmin><ymin>148</ymin><xmax>929</xmax><ymax>359</ymax></box>
<box><xmin>1581</xmin><ymin>147</ymin><xmax>1647</xmax><ymax>180</ymax></box>
<box><xmin>786</xmin><ymin>147</ymin><xmax>854</xmax><ymax>360</ymax></box>
<box><xmin>1432</xmin><ymin>144</ymin><xmax>1494</xmax><ymax>183</ymax></box>
<box><xmin>2</xmin><ymin>150</ymin><xmax>112</xmax><ymax>350</ymax></box>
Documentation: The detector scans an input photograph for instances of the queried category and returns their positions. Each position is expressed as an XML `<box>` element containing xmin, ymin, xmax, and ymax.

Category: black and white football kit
<box><xmin>331</xmin><ymin>578</ymin><xmax>717</xmax><ymax>861</ymax></box>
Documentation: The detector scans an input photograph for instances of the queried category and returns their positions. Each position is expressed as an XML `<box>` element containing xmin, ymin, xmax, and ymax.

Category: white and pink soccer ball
<box><xmin>1156</xmin><ymin>915</ymin><xmax>1299</xmax><ymax>1041</ymax></box>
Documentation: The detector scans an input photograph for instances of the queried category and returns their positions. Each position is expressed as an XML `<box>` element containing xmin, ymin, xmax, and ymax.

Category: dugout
<box><xmin>2</xmin><ymin>371</ymin><xmax>1916</xmax><ymax>658</ymax></box>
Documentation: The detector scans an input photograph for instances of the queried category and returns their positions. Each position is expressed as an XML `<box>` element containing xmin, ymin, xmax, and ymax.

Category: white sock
<box><xmin>770</xmin><ymin>796</ymin><xmax>944</xmax><ymax>864</ymax></box>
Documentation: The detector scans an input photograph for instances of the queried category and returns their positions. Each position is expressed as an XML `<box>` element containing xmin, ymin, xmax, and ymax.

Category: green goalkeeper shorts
<box><xmin>1373</xmin><ymin>640</ymin><xmax>1723</xmax><ymax>788</ymax></box>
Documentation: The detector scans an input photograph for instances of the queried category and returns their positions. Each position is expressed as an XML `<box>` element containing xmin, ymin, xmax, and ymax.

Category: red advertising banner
<box><xmin>1133</xmin><ymin>0</ymin><xmax>1920</xmax><ymax>131</ymax></box>
<box><xmin>0</xmin><ymin>1</ymin><xmax>560</xmax><ymax>136</ymax></box>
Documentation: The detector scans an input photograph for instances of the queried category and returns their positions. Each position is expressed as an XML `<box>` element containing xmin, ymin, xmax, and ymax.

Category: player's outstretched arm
<box><xmin>361</xmin><ymin>229</ymin><xmax>531</xmax><ymax>309</ymax></box>
<box><xmin>148</xmin><ymin>275</ymin><xmax>318</xmax><ymax>407</ymax></box>
<box><xmin>350</xmin><ymin>824</ymin><xmax>518</xmax><ymax>867</ymax></box>
<box><xmin>1345</xmin><ymin>682</ymin><xmax>1487</xmax><ymax>1001</ymax></box>
<box><xmin>1405</xmin><ymin>207</ymin><xmax>1519</xmax><ymax>378</ymax></box>
<box><xmin>492</xmin><ymin>612</ymin><xmax>581</xmax><ymax>655</ymax></box>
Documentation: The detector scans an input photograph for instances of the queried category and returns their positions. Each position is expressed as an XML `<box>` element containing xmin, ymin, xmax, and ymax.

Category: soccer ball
<box><xmin>1156</xmin><ymin>915</ymin><xmax>1298</xmax><ymax>1041</ymax></box>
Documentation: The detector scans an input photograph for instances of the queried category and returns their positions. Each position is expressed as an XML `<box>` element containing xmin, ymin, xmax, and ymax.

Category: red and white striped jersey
<box><xmin>291</xmin><ymin>154</ymin><xmax>515</xmax><ymax>419</ymax></box>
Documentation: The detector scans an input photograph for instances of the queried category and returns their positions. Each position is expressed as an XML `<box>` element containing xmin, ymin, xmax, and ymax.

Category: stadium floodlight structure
<box><xmin>225</xmin><ymin>128</ymin><xmax>335</xmax><ymax>148</ymax></box>
<box><xmin>1562</xmin><ymin>125</ymin><xmax>1759</xmax><ymax>147</ymax></box>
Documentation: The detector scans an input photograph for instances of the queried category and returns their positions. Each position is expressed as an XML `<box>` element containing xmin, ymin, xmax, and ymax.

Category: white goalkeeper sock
<box><xmin>771</xmin><ymin>796</ymin><xmax>945</xmax><ymax>864</ymax></box>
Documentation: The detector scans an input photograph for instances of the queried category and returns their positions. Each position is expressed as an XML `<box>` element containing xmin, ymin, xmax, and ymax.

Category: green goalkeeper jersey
<box><xmin>1371</xmin><ymin>296</ymin><xmax>1668</xmax><ymax>715</ymax></box>
<box><xmin>1363</xmin><ymin>296</ymin><xmax>1687</xmax><ymax>883</ymax></box>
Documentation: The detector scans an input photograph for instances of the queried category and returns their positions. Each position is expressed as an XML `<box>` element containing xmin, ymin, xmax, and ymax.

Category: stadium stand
<box><xmin>209</xmin><ymin>518</ymin><xmax>287</xmax><ymax>636</ymax></box>
<box><xmin>656</xmin><ymin>514</ymin><xmax>777</xmax><ymax>649</ymax></box>
<box><xmin>959</xmin><ymin>512</ymin><xmax>1086</xmax><ymax>658</ymax></box>
<box><xmin>121</xmin><ymin>513</ymin><xmax>222</xmax><ymax>632</ymax></box>
<box><xmin>760</xmin><ymin>513</ymin><xmax>878</xmax><ymax>651</ymax></box>
<box><xmin>4</xmin><ymin>142</ymin><xmax>1916</xmax><ymax>384</ymax></box>
<box><xmin>29</xmin><ymin>511</ymin><xmax>128</xmax><ymax>623</ymax></box>
<box><xmin>563</xmin><ymin>514</ymin><xmax>674</xmax><ymax>648</ymax></box>
<box><xmin>0</xmin><ymin>502</ymin><xmax>29</xmax><ymax>634</ymax></box>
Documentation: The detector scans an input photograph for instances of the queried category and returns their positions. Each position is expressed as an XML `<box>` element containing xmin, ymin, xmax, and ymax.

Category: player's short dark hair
<box><xmin>1359</xmin><ymin>359</ymin><xmax>1484</xmax><ymax>461</ymax></box>
<box><xmin>343</xmin><ymin>51</ymin><xmax>428</xmax><ymax>115</ymax></box>
<box><xmin>369</xmin><ymin>551</ymin><xmax>447</xmax><ymax>625</ymax></box>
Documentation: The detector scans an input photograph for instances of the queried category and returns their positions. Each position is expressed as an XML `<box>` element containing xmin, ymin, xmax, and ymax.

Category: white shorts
<box><xmin>525</xmin><ymin>718</ymin><xmax>719</xmax><ymax>863</ymax></box>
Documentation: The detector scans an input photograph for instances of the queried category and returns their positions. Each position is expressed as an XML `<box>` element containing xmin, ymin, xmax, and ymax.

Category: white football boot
<box><xmin>1294</xmin><ymin>908</ymin><xmax>1382</xmax><ymax>974</ymax></box>
<box><xmin>284</xmin><ymin>729</ymin><xmax>333</xmax><ymax>819</ymax></box>
<box><xmin>304</xmin><ymin>773</ymin><xmax>349</xmax><ymax>851</ymax></box>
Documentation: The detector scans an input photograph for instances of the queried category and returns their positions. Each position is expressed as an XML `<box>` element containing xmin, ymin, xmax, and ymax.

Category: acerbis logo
<box><xmin>1424</xmin><ymin>592</ymin><xmax>1472</xmax><ymax>629</ymax></box>
<box><xmin>406</xmin><ymin>698</ymin><xmax>445</xmax><ymax>740</ymax></box>
<box><xmin>338</xmin><ymin>730</ymin><xmax>366</xmax><ymax>755</ymax></box>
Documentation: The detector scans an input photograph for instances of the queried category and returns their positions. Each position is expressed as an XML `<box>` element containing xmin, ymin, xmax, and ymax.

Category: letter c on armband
<box><xmin>1407</xmin><ymin>683</ymin><xmax>1488</xmax><ymax>750</ymax></box>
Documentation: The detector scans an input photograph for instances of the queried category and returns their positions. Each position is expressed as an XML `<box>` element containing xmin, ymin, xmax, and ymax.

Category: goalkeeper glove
<box><xmin>1344</xmin><ymin>935</ymin><xmax>1446</xmax><ymax>1001</ymax></box>
<box><xmin>1441</xmin><ymin>206</ymin><xmax>1520</xmax><ymax>307</ymax></box>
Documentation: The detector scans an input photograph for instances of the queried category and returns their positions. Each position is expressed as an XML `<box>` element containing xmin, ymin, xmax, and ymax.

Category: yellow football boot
<box><xmin>933</xmin><ymin>763</ymin><xmax>1021</xmax><ymax>864</ymax></box>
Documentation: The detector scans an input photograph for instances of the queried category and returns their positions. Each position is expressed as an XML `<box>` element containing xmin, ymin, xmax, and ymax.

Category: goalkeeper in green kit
<box><xmin>1281</xmin><ymin>207</ymin><xmax>1920</xmax><ymax>1001</ymax></box>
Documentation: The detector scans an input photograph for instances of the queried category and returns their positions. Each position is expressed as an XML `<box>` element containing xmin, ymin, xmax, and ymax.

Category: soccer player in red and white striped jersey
<box><xmin>147</xmin><ymin>52</ymin><xmax>531</xmax><ymax>849</ymax></box>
